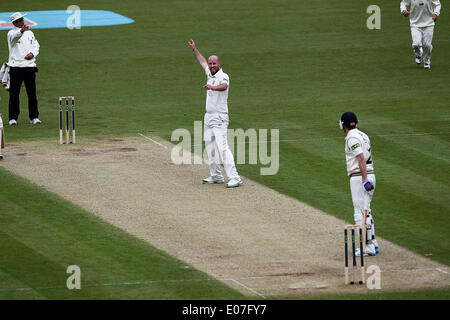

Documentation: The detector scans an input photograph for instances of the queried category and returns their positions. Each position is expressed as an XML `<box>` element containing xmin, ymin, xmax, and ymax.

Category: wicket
<box><xmin>344</xmin><ymin>225</ymin><xmax>365</xmax><ymax>285</ymax></box>
<box><xmin>59</xmin><ymin>96</ymin><xmax>76</xmax><ymax>144</ymax></box>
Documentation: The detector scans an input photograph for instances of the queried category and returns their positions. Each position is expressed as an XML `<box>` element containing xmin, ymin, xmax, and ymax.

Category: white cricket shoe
<box><xmin>30</xmin><ymin>118</ymin><xmax>42</xmax><ymax>124</ymax></box>
<box><xmin>424</xmin><ymin>63</ymin><xmax>431</xmax><ymax>69</ymax></box>
<box><xmin>356</xmin><ymin>245</ymin><xmax>376</xmax><ymax>257</ymax></box>
<box><xmin>415</xmin><ymin>56</ymin><xmax>422</xmax><ymax>64</ymax></box>
<box><xmin>226</xmin><ymin>177</ymin><xmax>242</xmax><ymax>188</ymax></box>
<box><xmin>9</xmin><ymin>119</ymin><xmax>17</xmax><ymax>126</ymax></box>
<box><xmin>202</xmin><ymin>176</ymin><xmax>224</xmax><ymax>184</ymax></box>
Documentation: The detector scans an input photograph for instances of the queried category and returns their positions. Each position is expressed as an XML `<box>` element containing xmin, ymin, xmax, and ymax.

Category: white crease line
<box><xmin>0</xmin><ymin>278</ymin><xmax>266</xmax><ymax>296</ymax></box>
<box><xmin>0</xmin><ymin>285</ymin><xmax>55</xmax><ymax>292</ymax></box>
<box><xmin>0</xmin><ymin>277</ymin><xmax>266</xmax><ymax>298</ymax></box>
<box><xmin>0</xmin><ymin>278</ymin><xmax>218</xmax><ymax>293</ymax></box>
<box><xmin>138</xmin><ymin>133</ymin><xmax>168</xmax><ymax>149</ymax></box>
<box><xmin>436</xmin><ymin>268</ymin><xmax>449</xmax><ymax>275</ymax></box>
<box><xmin>227</xmin><ymin>278</ymin><xmax>266</xmax><ymax>299</ymax></box>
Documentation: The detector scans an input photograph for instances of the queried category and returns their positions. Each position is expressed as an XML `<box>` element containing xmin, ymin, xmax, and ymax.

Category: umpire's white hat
<box><xmin>10</xmin><ymin>12</ymin><xmax>27</xmax><ymax>22</ymax></box>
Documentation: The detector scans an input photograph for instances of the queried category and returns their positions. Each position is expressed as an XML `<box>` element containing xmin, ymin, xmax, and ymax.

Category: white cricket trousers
<box><xmin>411</xmin><ymin>26</ymin><xmax>434</xmax><ymax>64</ymax></box>
<box><xmin>350</xmin><ymin>173</ymin><xmax>378</xmax><ymax>248</ymax></box>
<box><xmin>204</xmin><ymin>113</ymin><xmax>239</xmax><ymax>180</ymax></box>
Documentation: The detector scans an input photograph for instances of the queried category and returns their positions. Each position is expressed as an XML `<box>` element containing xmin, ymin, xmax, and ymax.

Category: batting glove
<box><xmin>363</xmin><ymin>180</ymin><xmax>374</xmax><ymax>192</ymax></box>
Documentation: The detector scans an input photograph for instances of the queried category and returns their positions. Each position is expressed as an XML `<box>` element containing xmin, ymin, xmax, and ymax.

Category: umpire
<box><xmin>7</xmin><ymin>12</ymin><xmax>41</xmax><ymax>125</ymax></box>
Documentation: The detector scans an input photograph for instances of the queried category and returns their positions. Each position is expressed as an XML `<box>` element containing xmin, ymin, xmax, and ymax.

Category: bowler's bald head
<box><xmin>208</xmin><ymin>55</ymin><xmax>220</xmax><ymax>63</ymax></box>
<box><xmin>207</xmin><ymin>55</ymin><xmax>221</xmax><ymax>75</ymax></box>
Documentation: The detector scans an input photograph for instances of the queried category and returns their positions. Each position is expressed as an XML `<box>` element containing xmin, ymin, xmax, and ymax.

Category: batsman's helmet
<box><xmin>339</xmin><ymin>112</ymin><xmax>358</xmax><ymax>130</ymax></box>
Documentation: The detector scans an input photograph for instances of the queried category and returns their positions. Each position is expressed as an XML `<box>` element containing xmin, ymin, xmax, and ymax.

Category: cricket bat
<box><xmin>362</xmin><ymin>193</ymin><xmax>369</xmax><ymax>254</ymax></box>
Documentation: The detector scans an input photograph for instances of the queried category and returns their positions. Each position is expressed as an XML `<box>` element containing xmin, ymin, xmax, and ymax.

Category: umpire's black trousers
<box><xmin>9</xmin><ymin>67</ymin><xmax>39</xmax><ymax>121</ymax></box>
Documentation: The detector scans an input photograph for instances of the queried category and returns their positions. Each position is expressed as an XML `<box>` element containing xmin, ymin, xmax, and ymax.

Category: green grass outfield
<box><xmin>0</xmin><ymin>0</ymin><xmax>449</xmax><ymax>299</ymax></box>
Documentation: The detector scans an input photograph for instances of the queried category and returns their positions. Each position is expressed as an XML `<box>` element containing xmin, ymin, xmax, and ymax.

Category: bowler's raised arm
<box><xmin>188</xmin><ymin>39</ymin><xmax>208</xmax><ymax>70</ymax></box>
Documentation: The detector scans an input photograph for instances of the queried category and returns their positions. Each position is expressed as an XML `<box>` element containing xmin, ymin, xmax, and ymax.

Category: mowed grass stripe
<box><xmin>375</xmin><ymin>135</ymin><xmax>449</xmax><ymax>186</ymax></box>
<box><xmin>371</xmin><ymin>117</ymin><xmax>450</xmax><ymax>163</ymax></box>
<box><xmin>0</xmin><ymin>167</ymin><xmax>245</xmax><ymax>299</ymax></box>
<box><xmin>368</xmin><ymin>177</ymin><xmax>449</xmax><ymax>261</ymax></box>
<box><xmin>0</xmin><ymin>230</ymin><xmax>68</xmax><ymax>299</ymax></box>
<box><xmin>377</xmin><ymin>156</ymin><xmax>449</xmax><ymax>207</ymax></box>
<box><xmin>0</xmin><ymin>265</ymin><xmax>46</xmax><ymax>299</ymax></box>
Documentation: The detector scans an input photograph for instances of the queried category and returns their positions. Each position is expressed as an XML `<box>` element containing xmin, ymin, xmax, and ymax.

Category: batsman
<box><xmin>340</xmin><ymin>112</ymin><xmax>379</xmax><ymax>256</ymax></box>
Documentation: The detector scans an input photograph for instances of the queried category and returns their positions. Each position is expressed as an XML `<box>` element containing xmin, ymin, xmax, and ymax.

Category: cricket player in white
<box><xmin>188</xmin><ymin>39</ymin><xmax>242</xmax><ymax>188</ymax></box>
<box><xmin>400</xmin><ymin>0</ymin><xmax>442</xmax><ymax>69</ymax></box>
<box><xmin>340</xmin><ymin>112</ymin><xmax>379</xmax><ymax>256</ymax></box>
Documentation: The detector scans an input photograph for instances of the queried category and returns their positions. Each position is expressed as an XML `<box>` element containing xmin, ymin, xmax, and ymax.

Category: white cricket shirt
<box><xmin>400</xmin><ymin>0</ymin><xmax>441</xmax><ymax>27</ymax></box>
<box><xmin>345</xmin><ymin>129</ymin><xmax>374</xmax><ymax>176</ymax></box>
<box><xmin>205</xmin><ymin>67</ymin><xmax>229</xmax><ymax>114</ymax></box>
<box><xmin>7</xmin><ymin>28</ymin><xmax>40</xmax><ymax>67</ymax></box>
